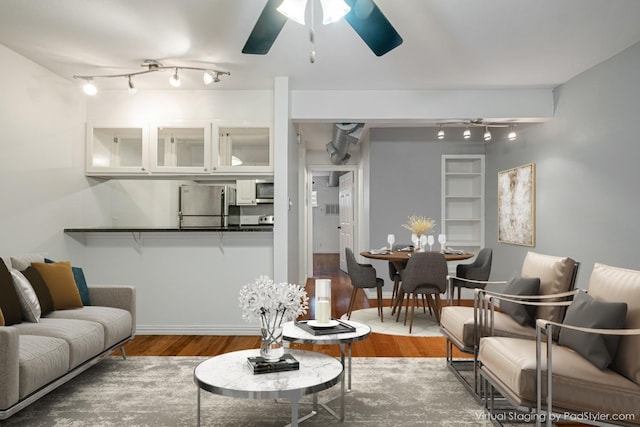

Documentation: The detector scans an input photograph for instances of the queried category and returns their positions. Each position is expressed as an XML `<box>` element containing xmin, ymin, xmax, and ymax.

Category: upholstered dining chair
<box><xmin>449</xmin><ymin>247</ymin><xmax>493</xmax><ymax>305</ymax></box>
<box><xmin>397</xmin><ymin>252</ymin><xmax>448</xmax><ymax>333</ymax></box>
<box><xmin>388</xmin><ymin>243</ymin><xmax>411</xmax><ymax>304</ymax></box>
<box><xmin>345</xmin><ymin>247</ymin><xmax>384</xmax><ymax>322</ymax></box>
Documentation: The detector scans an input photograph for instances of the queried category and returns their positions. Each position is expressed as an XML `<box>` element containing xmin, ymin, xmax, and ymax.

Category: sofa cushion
<box><xmin>21</xmin><ymin>266</ymin><xmax>55</xmax><ymax>316</ymax></box>
<box><xmin>0</xmin><ymin>259</ymin><xmax>23</xmax><ymax>325</ymax></box>
<box><xmin>31</xmin><ymin>262</ymin><xmax>83</xmax><ymax>310</ymax></box>
<box><xmin>13</xmin><ymin>318</ymin><xmax>104</xmax><ymax>369</ymax></box>
<box><xmin>45</xmin><ymin>259</ymin><xmax>91</xmax><ymax>306</ymax></box>
<box><xmin>10</xmin><ymin>254</ymin><xmax>45</xmax><ymax>271</ymax></box>
<box><xmin>521</xmin><ymin>252</ymin><xmax>576</xmax><ymax>325</ymax></box>
<box><xmin>18</xmin><ymin>335</ymin><xmax>69</xmax><ymax>399</ymax></box>
<box><xmin>10</xmin><ymin>269</ymin><xmax>41</xmax><ymax>323</ymax></box>
<box><xmin>47</xmin><ymin>306</ymin><xmax>132</xmax><ymax>349</ymax></box>
<box><xmin>587</xmin><ymin>263</ymin><xmax>640</xmax><ymax>384</ymax></box>
<box><xmin>479</xmin><ymin>337</ymin><xmax>640</xmax><ymax>420</ymax></box>
<box><xmin>440</xmin><ymin>306</ymin><xmax>536</xmax><ymax>350</ymax></box>
<box><xmin>559</xmin><ymin>291</ymin><xmax>627</xmax><ymax>369</ymax></box>
<box><xmin>499</xmin><ymin>276</ymin><xmax>540</xmax><ymax>326</ymax></box>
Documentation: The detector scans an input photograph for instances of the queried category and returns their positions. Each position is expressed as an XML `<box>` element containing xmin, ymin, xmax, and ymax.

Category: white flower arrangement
<box><xmin>238</xmin><ymin>276</ymin><xmax>309</xmax><ymax>330</ymax></box>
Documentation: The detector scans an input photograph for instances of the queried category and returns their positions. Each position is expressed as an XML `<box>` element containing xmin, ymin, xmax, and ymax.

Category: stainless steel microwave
<box><xmin>255</xmin><ymin>181</ymin><xmax>274</xmax><ymax>203</ymax></box>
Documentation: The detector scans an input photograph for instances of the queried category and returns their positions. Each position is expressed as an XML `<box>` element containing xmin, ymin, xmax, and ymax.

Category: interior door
<box><xmin>339</xmin><ymin>171</ymin><xmax>354</xmax><ymax>272</ymax></box>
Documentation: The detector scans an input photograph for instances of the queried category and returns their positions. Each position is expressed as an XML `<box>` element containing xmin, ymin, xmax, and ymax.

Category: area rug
<box><xmin>2</xmin><ymin>356</ymin><xmax>496</xmax><ymax>426</ymax></box>
<box><xmin>341</xmin><ymin>307</ymin><xmax>442</xmax><ymax>337</ymax></box>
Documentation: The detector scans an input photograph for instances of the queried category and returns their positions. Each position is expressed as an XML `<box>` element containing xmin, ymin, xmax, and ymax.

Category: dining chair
<box><xmin>397</xmin><ymin>252</ymin><xmax>448</xmax><ymax>333</ymax></box>
<box><xmin>449</xmin><ymin>247</ymin><xmax>493</xmax><ymax>305</ymax></box>
<box><xmin>345</xmin><ymin>247</ymin><xmax>384</xmax><ymax>322</ymax></box>
<box><xmin>388</xmin><ymin>243</ymin><xmax>411</xmax><ymax>304</ymax></box>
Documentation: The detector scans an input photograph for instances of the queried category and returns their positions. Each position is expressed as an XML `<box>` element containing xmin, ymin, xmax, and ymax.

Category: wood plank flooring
<box><xmin>123</xmin><ymin>254</ymin><xmax>468</xmax><ymax>358</ymax></box>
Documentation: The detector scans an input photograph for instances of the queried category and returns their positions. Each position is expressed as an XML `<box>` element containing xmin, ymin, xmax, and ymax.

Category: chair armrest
<box><xmin>534</xmin><ymin>319</ymin><xmax>640</xmax><ymax>426</ymax></box>
<box><xmin>445</xmin><ymin>276</ymin><xmax>507</xmax><ymax>304</ymax></box>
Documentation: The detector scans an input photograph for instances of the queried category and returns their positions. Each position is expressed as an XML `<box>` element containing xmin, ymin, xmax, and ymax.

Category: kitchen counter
<box><xmin>64</xmin><ymin>225</ymin><xmax>273</xmax><ymax>233</ymax></box>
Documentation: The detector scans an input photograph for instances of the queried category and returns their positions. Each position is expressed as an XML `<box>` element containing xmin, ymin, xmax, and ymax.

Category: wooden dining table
<box><xmin>359</xmin><ymin>250</ymin><xmax>474</xmax><ymax>315</ymax></box>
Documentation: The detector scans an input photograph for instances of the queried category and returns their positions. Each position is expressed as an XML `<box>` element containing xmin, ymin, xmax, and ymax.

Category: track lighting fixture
<box><xmin>278</xmin><ymin>0</ymin><xmax>351</xmax><ymax>25</ymax></box>
<box><xmin>73</xmin><ymin>60</ymin><xmax>230</xmax><ymax>95</ymax></box>
<box><xmin>508</xmin><ymin>126</ymin><xmax>517</xmax><ymax>141</ymax></box>
<box><xmin>437</xmin><ymin>126</ymin><xmax>445</xmax><ymax>140</ymax></box>
<box><xmin>463</xmin><ymin>128</ymin><xmax>471</xmax><ymax>139</ymax></box>
<box><xmin>127</xmin><ymin>76</ymin><xmax>137</xmax><ymax>94</ymax></box>
<box><xmin>483</xmin><ymin>126</ymin><xmax>492</xmax><ymax>141</ymax></box>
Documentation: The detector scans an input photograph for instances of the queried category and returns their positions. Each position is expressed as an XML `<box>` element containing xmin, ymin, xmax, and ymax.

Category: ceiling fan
<box><xmin>242</xmin><ymin>0</ymin><xmax>403</xmax><ymax>57</ymax></box>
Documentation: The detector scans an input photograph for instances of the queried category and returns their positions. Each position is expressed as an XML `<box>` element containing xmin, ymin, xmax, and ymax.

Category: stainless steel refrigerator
<box><xmin>178</xmin><ymin>184</ymin><xmax>236</xmax><ymax>228</ymax></box>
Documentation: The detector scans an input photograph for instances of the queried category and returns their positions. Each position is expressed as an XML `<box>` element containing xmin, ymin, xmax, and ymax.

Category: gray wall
<box><xmin>368</xmin><ymin>128</ymin><xmax>485</xmax><ymax>289</ymax></box>
<box><xmin>486</xmin><ymin>41</ymin><xmax>640</xmax><ymax>289</ymax></box>
<box><xmin>312</xmin><ymin>176</ymin><xmax>340</xmax><ymax>253</ymax></box>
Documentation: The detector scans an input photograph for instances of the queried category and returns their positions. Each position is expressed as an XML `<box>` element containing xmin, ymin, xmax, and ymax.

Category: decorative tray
<box><xmin>246</xmin><ymin>353</ymin><xmax>299</xmax><ymax>374</ymax></box>
<box><xmin>294</xmin><ymin>319</ymin><xmax>356</xmax><ymax>336</ymax></box>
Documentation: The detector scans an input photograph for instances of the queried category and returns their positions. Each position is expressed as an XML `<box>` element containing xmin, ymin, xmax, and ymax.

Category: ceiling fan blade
<box><xmin>242</xmin><ymin>0</ymin><xmax>289</xmax><ymax>55</ymax></box>
<box><xmin>344</xmin><ymin>0</ymin><xmax>403</xmax><ymax>57</ymax></box>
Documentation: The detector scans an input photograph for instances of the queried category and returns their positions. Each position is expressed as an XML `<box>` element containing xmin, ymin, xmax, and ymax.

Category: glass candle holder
<box><xmin>315</xmin><ymin>279</ymin><xmax>332</xmax><ymax>324</ymax></box>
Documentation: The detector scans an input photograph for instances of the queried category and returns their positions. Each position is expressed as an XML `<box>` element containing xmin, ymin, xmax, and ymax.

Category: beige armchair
<box><xmin>478</xmin><ymin>263</ymin><xmax>640</xmax><ymax>426</ymax></box>
<box><xmin>439</xmin><ymin>251</ymin><xmax>580</xmax><ymax>397</ymax></box>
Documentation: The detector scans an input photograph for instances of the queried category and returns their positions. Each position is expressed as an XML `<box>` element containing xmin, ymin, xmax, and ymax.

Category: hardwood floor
<box><xmin>123</xmin><ymin>254</ymin><xmax>468</xmax><ymax>358</ymax></box>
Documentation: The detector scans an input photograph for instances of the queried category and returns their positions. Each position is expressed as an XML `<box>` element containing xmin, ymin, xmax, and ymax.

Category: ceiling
<box><xmin>1</xmin><ymin>0</ymin><xmax>640</xmax><ymax>148</ymax></box>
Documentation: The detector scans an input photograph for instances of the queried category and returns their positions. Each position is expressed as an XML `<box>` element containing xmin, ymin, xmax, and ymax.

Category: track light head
<box><xmin>127</xmin><ymin>76</ymin><xmax>137</xmax><ymax>94</ymax></box>
<box><xmin>463</xmin><ymin>128</ymin><xmax>471</xmax><ymax>139</ymax></box>
<box><xmin>82</xmin><ymin>79</ymin><xmax>97</xmax><ymax>96</ymax></box>
<box><xmin>483</xmin><ymin>126</ymin><xmax>492</xmax><ymax>141</ymax></box>
<box><xmin>169</xmin><ymin>68</ymin><xmax>181</xmax><ymax>87</ymax></box>
<box><xmin>437</xmin><ymin>126</ymin><xmax>445</xmax><ymax>140</ymax></box>
<box><xmin>508</xmin><ymin>126</ymin><xmax>517</xmax><ymax>141</ymax></box>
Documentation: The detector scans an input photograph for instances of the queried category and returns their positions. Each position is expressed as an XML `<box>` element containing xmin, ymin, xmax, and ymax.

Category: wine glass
<box><xmin>411</xmin><ymin>233</ymin><xmax>418</xmax><ymax>248</ymax></box>
<box><xmin>387</xmin><ymin>234</ymin><xmax>395</xmax><ymax>251</ymax></box>
<box><xmin>427</xmin><ymin>235</ymin><xmax>435</xmax><ymax>251</ymax></box>
<box><xmin>438</xmin><ymin>234</ymin><xmax>447</xmax><ymax>252</ymax></box>
<box><xmin>419</xmin><ymin>235</ymin><xmax>427</xmax><ymax>252</ymax></box>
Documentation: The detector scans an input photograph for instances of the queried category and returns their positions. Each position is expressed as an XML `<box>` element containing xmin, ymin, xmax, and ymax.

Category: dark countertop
<box><xmin>64</xmin><ymin>225</ymin><xmax>274</xmax><ymax>233</ymax></box>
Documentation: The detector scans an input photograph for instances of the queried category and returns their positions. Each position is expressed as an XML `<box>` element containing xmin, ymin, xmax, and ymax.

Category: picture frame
<box><xmin>498</xmin><ymin>163</ymin><xmax>535</xmax><ymax>246</ymax></box>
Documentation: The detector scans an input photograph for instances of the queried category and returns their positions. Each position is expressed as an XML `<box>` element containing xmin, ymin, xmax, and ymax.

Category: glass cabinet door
<box><xmin>150</xmin><ymin>123</ymin><xmax>211</xmax><ymax>173</ymax></box>
<box><xmin>86</xmin><ymin>124</ymin><xmax>148</xmax><ymax>174</ymax></box>
<box><xmin>215</xmin><ymin>126</ymin><xmax>272</xmax><ymax>173</ymax></box>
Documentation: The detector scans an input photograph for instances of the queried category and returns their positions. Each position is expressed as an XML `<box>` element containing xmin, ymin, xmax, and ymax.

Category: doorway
<box><xmin>305</xmin><ymin>166</ymin><xmax>358</xmax><ymax>279</ymax></box>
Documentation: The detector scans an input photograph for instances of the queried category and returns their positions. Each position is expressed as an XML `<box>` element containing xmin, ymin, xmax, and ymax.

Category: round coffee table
<box><xmin>194</xmin><ymin>349</ymin><xmax>343</xmax><ymax>427</ymax></box>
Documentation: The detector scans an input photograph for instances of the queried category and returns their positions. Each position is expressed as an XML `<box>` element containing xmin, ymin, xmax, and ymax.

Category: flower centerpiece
<box><xmin>239</xmin><ymin>276</ymin><xmax>309</xmax><ymax>361</ymax></box>
<box><xmin>401</xmin><ymin>215</ymin><xmax>436</xmax><ymax>251</ymax></box>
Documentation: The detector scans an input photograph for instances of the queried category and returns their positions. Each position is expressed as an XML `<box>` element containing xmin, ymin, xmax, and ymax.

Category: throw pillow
<box><xmin>10</xmin><ymin>269</ymin><xmax>41</xmax><ymax>322</ymax></box>
<box><xmin>499</xmin><ymin>276</ymin><xmax>541</xmax><ymax>326</ymax></box>
<box><xmin>21</xmin><ymin>266</ymin><xmax>55</xmax><ymax>316</ymax></box>
<box><xmin>0</xmin><ymin>258</ymin><xmax>23</xmax><ymax>325</ymax></box>
<box><xmin>31</xmin><ymin>261</ymin><xmax>83</xmax><ymax>310</ymax></box>
<box><xmin>10</xmin><ymin>253</ymin><xmax>46</xmax><ymax>271</ymax></box>
<box><xmin>0</xmin><ymin>308</ymin><xmax>4</xmax><ymax>326</ymax></box>
<box><xmin>559</xmin><ymin>291</ymin><xmax>627</xmax><ymax>369</ymax></box>
<box><xmin>45</xmin><ymin>259</ymin><xmax>91</xmax><ymax>305</ymax></box>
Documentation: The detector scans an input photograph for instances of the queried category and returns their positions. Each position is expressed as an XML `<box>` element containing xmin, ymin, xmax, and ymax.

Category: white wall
<box><xmin>312</xmin><ymin>176</ymin><xmax>340</xmax><ymax>253</ymax></box>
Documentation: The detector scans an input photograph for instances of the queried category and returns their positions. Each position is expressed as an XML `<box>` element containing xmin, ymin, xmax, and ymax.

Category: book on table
<box><xmin>246</xmin><ymin>353</ymin><xmax>300</xmax><ymax>374</ymax></box>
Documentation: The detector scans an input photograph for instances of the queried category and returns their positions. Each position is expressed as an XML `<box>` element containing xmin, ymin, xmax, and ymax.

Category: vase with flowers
<box><xmin>239</xmin><ymin>276</ymin><xmax>309</xmax><ymax>361</ymax></box>
<box><xmin>401</xmin><ymin>215</ymin><xmax>436</xmax><ymax>251</ymax></box>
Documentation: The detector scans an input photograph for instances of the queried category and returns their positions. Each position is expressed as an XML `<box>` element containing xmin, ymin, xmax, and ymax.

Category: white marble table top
<box><xmin>283</xmin><ymin>319</ymin><xmax>371</xmax><ymax>345</ymax></box>
<box><xmin>194</xmin><ymin>349</ymin><xmax>343</xmax><ymax>400</ymax></box>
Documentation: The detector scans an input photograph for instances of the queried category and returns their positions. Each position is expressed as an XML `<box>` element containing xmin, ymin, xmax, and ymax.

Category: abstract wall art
<box><xmin>498</xmin><ymin>163</ymin><xmax>535</xmax><ymax>246</ymax></box>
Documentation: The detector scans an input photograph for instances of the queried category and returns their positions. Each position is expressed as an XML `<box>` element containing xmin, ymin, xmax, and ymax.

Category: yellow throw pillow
<box><xmin>31</xmin><ymin>261</ymin><xmax>83</xmax><ymax>310</ymax></box>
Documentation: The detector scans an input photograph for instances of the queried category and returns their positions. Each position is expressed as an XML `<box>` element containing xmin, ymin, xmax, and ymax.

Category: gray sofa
<box><xmin>0</xmin><ymin>257</ymin><xmax>136</xmax><ymax>420</ymax></box>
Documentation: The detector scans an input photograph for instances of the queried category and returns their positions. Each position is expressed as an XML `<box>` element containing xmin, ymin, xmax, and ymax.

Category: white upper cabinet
<box><xmin>441</xmin><ymin>154</ymin><xmax>485</xmax><ymax>254</ymax></box>
<box><xmin>86</xmin><ymin>123</ymin><xmax>149</xmax><ymax>175</ymax></box>
<box><xmin>213</xmin><ymin>125</ymin><xmax>273</xmax><ymax>174</ymax></box>
<box><xmin>149</xmin><ymin>122</ymin><xmax>212</xmax><ymax>174</ymax></box>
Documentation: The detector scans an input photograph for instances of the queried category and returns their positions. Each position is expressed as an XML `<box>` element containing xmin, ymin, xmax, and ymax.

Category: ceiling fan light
<box><xmin>463</xmin><ymin>128</ymin><xmax>471</xmax><ymax>139</ymax></box>
<box><xmin>82</xmin><ymin>80</ymin><xmax>97</xmax><ymax>96</ymax></box>
<box><xmin>277</xmin><ymin>0</ymin><xmax>307</xmax><ymax>25</ymax></box>
<box><xmin>169</xmin><ymin>68</ymin><xmax>181</xmax><ymax>87</ymax></box>
<box><xmin>437</xmin><ymin>126</ymin><xmax>445</xmax><ymax>139</ymax></box>
<box><xmin>320</xmin><ymin>0</ymin><xmax>351</xmax><ymax>24</ymax></box>
<box><xmin>483</xmin><ymin>127</ymin><xmax>492</xmax><ymax>141</ymax></box>
<box><xmin>508</xmin><ymin>126</ymin><xmax>517</xmax><ymax>141</ymax></box>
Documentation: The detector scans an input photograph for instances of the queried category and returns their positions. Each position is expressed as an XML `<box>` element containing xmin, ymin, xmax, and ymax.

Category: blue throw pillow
<box><xmin>45</xmin><ymin>259</ymin><xmax>91</xmax><ymax>305</ymax></box>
